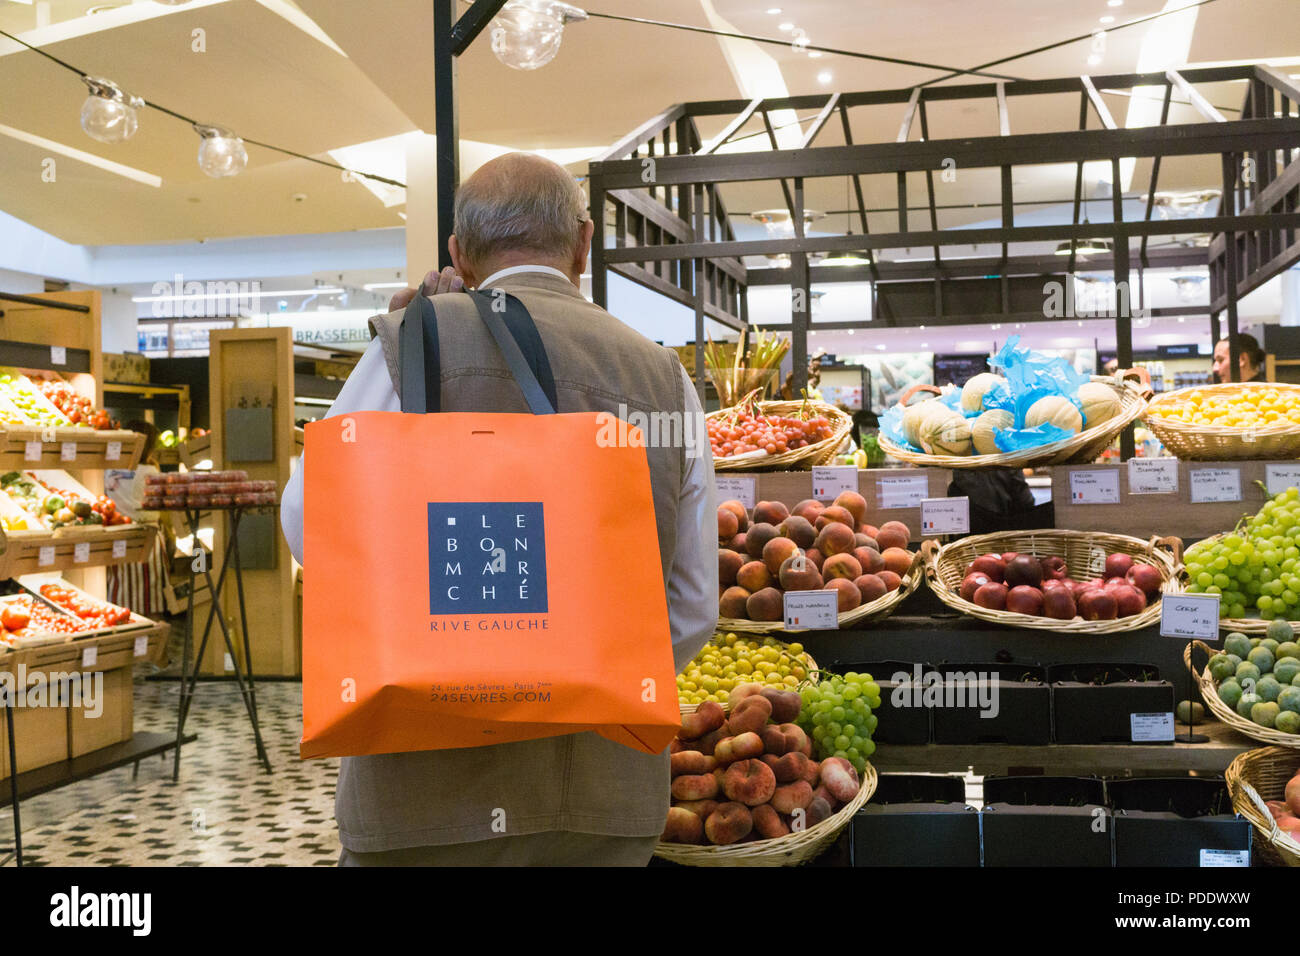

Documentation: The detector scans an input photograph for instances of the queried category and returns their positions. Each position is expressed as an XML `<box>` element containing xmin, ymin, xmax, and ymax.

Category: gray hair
<box><xmin>453</xmin><ymin>152</ymin><xmax>588</xmax><ymax>267</ymax></box>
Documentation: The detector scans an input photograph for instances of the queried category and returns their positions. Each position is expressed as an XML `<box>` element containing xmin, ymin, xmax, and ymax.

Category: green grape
<box><xmin>827</xmin><ymin>721</ymin><xmax>842</xmax><ymax>737</ymax></box>
<box><xmin>1213</xmin><ymin>573</ymin><xmax>1231</xmax><ymax>589</ymax></box>
<box><xmin>831</xmin><ymin>706</ymin><xmax>846</xmax><ymax>721</ymax></box>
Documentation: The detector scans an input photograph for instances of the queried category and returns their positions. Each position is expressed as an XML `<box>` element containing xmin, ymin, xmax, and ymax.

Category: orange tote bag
<box><xmin>300</xmin><ymin>290</ymin><xmax>680</xmax><ymax>759</ymax></box>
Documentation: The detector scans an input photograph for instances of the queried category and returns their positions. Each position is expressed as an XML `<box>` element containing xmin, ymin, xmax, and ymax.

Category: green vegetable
<box><xmin>43</xmin><ymin>495</ymin><xmax>64</xmax><ymax>514</ymax></box>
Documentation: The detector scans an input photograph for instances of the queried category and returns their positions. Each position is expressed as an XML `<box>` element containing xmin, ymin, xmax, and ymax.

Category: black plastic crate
<box><xmin>929</xmin><ymin>661</ymin><xmax>1051</xmax><ymax>745</ymax></box>
<box><xmin>853</xmin><ymin>774</ymin><xmax>979</xmax><ymax>867</ymax></box>
<box><xmin>981</xmin><ymin>775</ymin><xmax>1112</xmax><ymax>867</ymax></box>
<box><xmin>1048</xmin><ymin>662</ymin><xmax>1175</xmax><ymax>745</ymax></box>
<box><xmin>1108</xmin><ymin>777</ymin><xmax>1252</xmax><ymax>867</ymax></box>
<box><xmin>834</xmin><ymin>660</ymin><xmax>931</xmax><ymax>745</ymax></box>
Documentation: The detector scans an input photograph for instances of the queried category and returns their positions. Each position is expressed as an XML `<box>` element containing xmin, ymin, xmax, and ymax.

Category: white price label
<box><xmin>73</xmin><ymin>541</ymin><xmax>90</xmax><ymax>563</ymax></box>
<box><xmin>1127</xmin><ymin>458</ymin><xmax>1178</xmax><ymax>495</ymax></box>
<box><xmin>811</xmin><ymin>466</ymin><xmax>858</xmax><ymax>501</ymax></box>
<box><xmin>60</xmin><ymin>441</ymin><xmax>76</xmax><ymax>462</ymax></box>
<box><xmin>50</xmin><ymin>346</ymin><xmax>66</xmax><ymax>366</ymax></box>
<box><xmin>920</xmin><ymin>497</ymin><xmax>970</xmax><ymax>535</ymax></box>
<box><xmin>715</xmin><ymin>475</ymin><xmax>756</xmax><ymax>509</ymax></box>
<box><xmin>1265</xmin><ymin>464</ymin><xmax>1300</xmax><ymax>497</ymax></box>
<box><xmin>1190</xmin><ymin>467</ymin><xmax>1241</xmax><ymax>504</ymax></box>
<box><xmin>223</xmin><ymin>653</ymin><xmax>235</xmax><ymax>672</ymax></box>
<box><xmin>1161</xmin><ymin>593</ymin><xmax>1221</xmax><ymax>640</ymax></box>
<box><xmin>105</xmin><ymin>440</ymin><xmax>122</xmax><ymax>462</ymax></box>
<box><xmin>877</xmin><ymin>473</ymin><xmax>928</xmax><ymax>510</ymax></box>
<box><xmin>1130</xmin><ymin>712</ymin><xmax>1175</xmax><ymax>742</ymax></box>
<box><xmin>134</xmin><ymin>635</ymin><xmax>148</xmax><ymax>658</ymax></box>
<box><xmin>1068</xmin><ymin>468</ymin><xmax>1121</xmax><ymax>504</ymax></box>
<box><xmin>24</xmin><ymin>440</ymin><xmax>42</xmax><ymax>462</ymax></box>
<box><xmin>112</xmin><ymin>539</ymin><xmax>127</xmax><ymax>559</ymax></box>
<box><xmin>81</xmin><ymin>645</ymin><xmax>97</xmax><ymax>668</ymax></box>
<box><xmin>783</xmin><ymin>590</ymin><xmax>839</xmax><ymax>631</ymax></box>
<box><xmin>1199</xmin><ymin>849</ymin><xmax>1249</xmax><ymax>868</ymax></box>
<box><xmin>38</xmin><ymin>545</ymin><xmax>55</xmax><ymax>567</ymax></box>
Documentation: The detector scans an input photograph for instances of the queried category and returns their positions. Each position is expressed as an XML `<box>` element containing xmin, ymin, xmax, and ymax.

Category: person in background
<box><xmin>851</xmin><ymin>407</ymin><xmax>879</xmax><ymax>451</ymax></box>
<box><xmin>105</xmin><ymin>420</ymin><xmax>171</xmax><ymax>619</ymax></box>
<box><xmin>1212</xmin><ymin>333</ymin><xmax>1265</xmax><ymax>383</ymax></box>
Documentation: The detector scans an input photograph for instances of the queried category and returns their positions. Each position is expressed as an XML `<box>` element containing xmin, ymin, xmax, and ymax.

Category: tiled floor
<box><xmin>0</xmin><ymin>624</ymin><xmax>341</xmax><ymax>867</ymax></box>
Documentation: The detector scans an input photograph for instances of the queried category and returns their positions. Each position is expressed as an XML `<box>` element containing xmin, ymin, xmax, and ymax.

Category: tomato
<box><xmin>1</xmin><ymin>605</ymin><xmax>30</xmax><ymax>631</ymax></box>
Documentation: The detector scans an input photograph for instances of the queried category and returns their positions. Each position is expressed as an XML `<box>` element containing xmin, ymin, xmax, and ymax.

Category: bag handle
<box><xmin>398</xmin><ymin>289</ymin><xmax>557</xmax><ymax>415</ymax></box>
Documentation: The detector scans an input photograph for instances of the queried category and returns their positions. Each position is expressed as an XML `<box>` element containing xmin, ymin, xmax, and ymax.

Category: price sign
<box><xmin>877</xmin><ymin>473</ymin><xmax>928</xmax><ymax>510</ymax></box>
<box><xmin>60</xmin><ymin>441</ymin><xmax>77</xmax><ymax>462</ymax></box>
<box><xmin>73</xmin><ymin>541</ymin><xmax>90</xmax><ymax>563</ymax></box>
<box><xmin>1160</xmin><ymin>593</ymin><xmax>1221</xmax><ymax>640</ymax></box>
<box><xmin>223</xmin><ymin>653</ymin><xmax>236</xmax><ymax>672</ymax></box>
<box><xmin>50</xmin><ymin>346</ymin><xmax>66</xmax><ymax>366</ymax></box>
<box><xmin>1127</xmin><ymin>458</ymin><xmax>1178</xmax><ymax>495</ymax></box>
<box><xmin>920</xmin><ymin>497</ymin><xmax>970</xmax><ymax>535</ymax></box>
<box><xmin>1068</xmin><ymin>468</ymin><xmax>1120</xmax><ymax>504</ymax></box>
<box><xmin>783</xmin><ymin>590</ymin><xmax>839</xmax><ymax>631</ymax></box>
<box><xmin>38</xmin><ymin>545</ymin><xmax>55</xmax><ymax>567</ymax></box>
<box><xmin>1130</xmin><ymin>712</ymin><xmax>1175</xmax><ymax>742</ymax></box>
<box><xmin>811</xmin><ymin>466</ymin><xmax>858</xmax><ymax>501</ymax></box>
<box><xmin>105</xmin><ymin>440</ymin><xmax>122</xmax><ymax>463</ymax></box>
<box><xmin>1265</xmin><ymin>464</ymin><xmax>1300</xmax><ymax>496</ymax></box>
<box><xmin>134</xmin><ymin>635</ymin><xmax>148</xmax><ymax>658</ymax></box>
<box><xmin>1199</xmin><ymin>849</ymin><xmax>1249</xmax><ymax>868</ymax></box>
<box><xmin>81</xmin><ymin>645</ymin><xmax>97</xmax><ymax>668</ymax></box>
<box><xmin>715</xmin><ymin>475</ymin><xmax>756</xmax><ymax>509</ymax></box>
<box><xmin>1190</xmin><ymin>467</ymin><xmax>1241</xmax><ymax>504</ymax></box>
<box><xmin>24</xmin><ymin>440</ymin><xmax>42</xmax><ymax>462</ymax></box>
<box><xmin>112</xmin><ymin>539</ymin><xmax>127</xmax><ymax>559</ymax></box>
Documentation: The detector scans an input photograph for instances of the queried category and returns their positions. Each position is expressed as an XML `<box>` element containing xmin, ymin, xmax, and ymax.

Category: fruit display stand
<box><xmin>1224</xmin><ymin>746</ymin><xmax>1300</xmax><ymax>866</ymax></box>
<box><xmin>720</xmin><ymin>468</ymin><xmax>950</xmax><ymax>535</ymax></box>
<box><xmin>0</xmin><ymin>521</ymin><xmax>156</xmax><ymax>579</ymax></box>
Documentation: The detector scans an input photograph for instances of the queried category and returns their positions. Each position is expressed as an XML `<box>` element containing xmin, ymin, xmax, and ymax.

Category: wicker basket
<box><xmin>1224</xmin><ymin>746</ymin><xmax>1300</xmax><ymax>866</ymax></box>
<box><xmin>1185</xmin><ymin>639</ymin><xmax>1300</xmax><ymax>748</ymax></box>
<box><xmin>1182</xmin><ymin>532</ymin><xmax>1300</xmax><ymax>636</ymax></box>
<box><xmin>924</xmin><ymin>529</ymin><xmax>1183</xmax><ymax>634</ymax></box>
<box><xmin>716</xmin><ymin>551</ymin><xmax>923</xmax><ymax>635</ymax></box>
<box><xmin>710</xmin><ymin>400</ymin><xmax>853</xmax><ymax>472</ymax></box>
<box><xmin>1144</xmin><ymin>382</ymin><xmax>1300</xmax><ymax>461</ymax></box>
<box><xmin>879</xmin><ymin>373</ymin><xmax>1150</xmax><ymax>470</ymax></box>
<box><xmin>654</xmin><ymin>762</ymin><xmax>876</xmax><ymax>867</ymax></box>
<box><xmin>678</xmin><ymin>644</ymin><xmax>820</xmax><ymax>716</ymax></box>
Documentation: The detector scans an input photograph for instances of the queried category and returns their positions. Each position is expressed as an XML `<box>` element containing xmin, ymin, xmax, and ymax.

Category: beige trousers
<box><xmin>338</xmin><ymin>831</ymin><xmax>659</xmax><ymax>867</ymax></box>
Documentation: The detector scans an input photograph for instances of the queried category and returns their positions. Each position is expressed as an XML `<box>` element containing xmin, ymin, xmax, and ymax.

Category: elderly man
<box><xmin>281</xmin><ymin>152</ymin><xmax>717</xmax><ymax>866</ymax></box>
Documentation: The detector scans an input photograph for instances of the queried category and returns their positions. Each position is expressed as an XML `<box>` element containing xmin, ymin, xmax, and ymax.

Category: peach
<box><xmin>822</xmin><ymin>553</ymin><xmax>863</xmax><ymax>581</ymax></box>
<box><xmin>792</xmin><ymin>499</ymin><xmax>825</xmax><ymax>523</ymax></box>
<box><xmin>779</xmin><ymin>555</ymin><xmax>824</xmax><ymax>592</ymax></box>
<box><xmin>719</xmin><ymin>500</ymin><xmax>749</xmax><ymax>532</ymax></box>
<box><xmin>766</xmin><ymin>752</ymin><xmax>817</xmax><ymax>784</ymax></box>
<box><xmin>820</xmin><ymin>756</ymin><xmax>861</xmax><ymax>803</ymax></box>
<box><xmin>673</xmin><ymin>798</ymin><xmax>720</xmax><ymax>820</ymax></box>
<box><xmin>736</xmin><ymin>560</ymin><xmax>774</xmax><ymax>593</ymax></box>
<box><xmin>833</xmin><ymin>490</ymin><xmax>868</xmax><ymax>526</ymax></box>
<box><xmin>878</xmin><ymin>569</ymin><xmax>903</xmax><ymax>592</ymax></box>
<box><xmin>777</xmin><ymin>515</ymin><xmax>817</xmax><ymax>550</ymax></box>
<box><xmin>670</xmin><ymin>773</ymin><xmax>719</xmax><ymax>801</ymax></box>
<box><xmin>752</xmin><ymin>803</ymin><xmax>789</xmax><ymax>839</ymax></box>
<box><xmin>669</xmin><ymin>738</ymin><xmax>686</xmax><ymax>755</ymax></box>
<box><xmin>854</xmin><ymin>546</ymin><xmax>884</xmax><ymax>575</ymax></box>
<box><xmin>718</xmin><ymin>549</ymin><xmax>745</xmax><ymax>587</ymax></box>
<box><xmin>804</xmin><ymin>548</ymin><xmax>825</xmax><ymax>571</ymax></box>
<box><xmin>760</xmin><ymin>724</ymin><xmax>798</xmax><ymax>756</ymax></box>
<box><xmin>854</xmin><ymin>573</ymin><xmax>887</xmax><ymax>605</ymax></box>
<box><xmin>745</xmin><ymin>522</ymin><xmax>779</xmax><ymax>559</ymax></box>
<box><xmin>815</xmin><ymin>505</ymin><xmax>856</xmax><ymax>531</ymax></box>
<box><xmin>827</xmin><ymin>577</ymin><xmax>862</xmax><ymax>612</ymax></box>
<box><xmin>812</xmin><ymin>784</ymin><xmax>837</xmax><ymax>809</ymax></box>
<box><xmin>678</xmin><ymin>700</ymin><xmax>725</xmax><ymax>740</ymax></box>
<box><xmin>745</xmin><ymin>587</ymin><xmax>784</xmax><ymax>622</ymax></box>
<box><xmin>753</xmin><ymin>500</ymin><xmax>790</xmax><ymax>526</ymax></box>
<box><xmin>696</xmin><ymin>727</ymin><xmax>728</xmax><ymax>756</ymax></box>
<box><xmin>726</xmin><ymin>695</ymin><xmax>773</xmax><ymax>735</ymax></box>
<box><xmin>727</xmin><ymin>682</ymin><xmax>765</xmax><ymax>709</ymax></box>
<box><xmin>759</xmin><ymin>687</ymin><xmax>802</xmax><ymax>723</ymax></box>
<box><xmin>713</xmin><ymin>731</ymin><xmax>764</xmax><ymax>766</ymax></box>
<box><xmin>670</xmin><ymin>751</ymin><xmax>716</xmax><ymax>776</ymax></box>
<box><xmin>717</xmin><ymin>507</ymin><xmax>739</xmax><ymax>541</ymax></box>
<box><xmin>723</xmin><ymin>758</ymin><xmax>777</xmax><ymax>806</ymax></box>
<box><xmin>704</xmin><ymin>802</ymin><xmax>753</xmax><ymax>845</ymax></box>
<box><xmin>771</xmin><ymin>780</ymin><xmax>815</xmax><ymax>815</ymax></box>
<box><xmin>719</xmin><ymin>585</ymin><xmax>751</xmax><ymax>619</ymax></box>
<box><xmin>876</xmin><ymin>527</ymin><xmax>909</xmax><ymax>552</ymax></box>
<box><xmin>762</xmin><ymin>536</ymin><xmax>800</xmax><ymax>576</ymax></box>
<box><xmin>879</xmin><ymin>520</ymin><xmax>911</xmax><ymax>541</ymax></box>
<box><xmin>728</xmin><ymin>532</ymin><xmax>747</xmax><ymax>553</ymax></box>
<box><xmin>661</xmin><ymin>806</ymin><xmax>704</xmax><ymax>844</ymax></box>
<box><xmin>815</xmin><ymin>522</ymin><xmax>856</xmax><ymax>556</ymax></box>
<box><xmin>806</xmin><ymin>796</ymin><xmax>834</xmax><ymax>828</ymax></box>
<box><xmin>860</xmin><ymin>523</ymin><xmax>879</xmax><ymax>539</ymax></box>
<box><xmin>882</xmin><ymin>547</ymin><xmax>914</xmax><ymax>577</ymax></box>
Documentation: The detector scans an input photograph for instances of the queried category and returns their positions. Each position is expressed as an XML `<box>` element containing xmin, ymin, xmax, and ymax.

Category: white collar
<box><xmin>479</xmin><ymin>264</ymin><xmax>572</xmax><ymax>289</ymax></box>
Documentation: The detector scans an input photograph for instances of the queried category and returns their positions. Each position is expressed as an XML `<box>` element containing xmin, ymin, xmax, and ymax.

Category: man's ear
<box><xmin>573</xmin><ymin>218</ymin><xmax>595</xmax><ymax>282</ymax></box>
<box><xmin>449</xmin><ymin>235</ymin><xmax>476</xmax><ymax>288</ymax></box>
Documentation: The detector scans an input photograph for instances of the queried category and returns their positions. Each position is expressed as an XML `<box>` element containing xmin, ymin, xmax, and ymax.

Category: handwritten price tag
<box><xmin>1160</xmin><ymin>593</ymin><xmax>1221</xmax><ymax>640</ymax></box>
<box><xmin>1265</xmin><ymin>464</ymin><xmax>1300</xmax><ymax>497</ymax></box>
<box><xmin>38</xmin><ymin>545</ymin><xmax>54</xmax><ymax>567</ymax></box>
<box><xmin>811</xmin><ymin>466</ymin><xmax>858</xmax><ymax>501</ymax></box>
<box><xmin>81</xmin><ymin>645</ymin><xmax>97</xmax><ymax>668</ymax></box>
<box><xmin>60</xmin><ymin>441</ymin><xmax>77</xmax><ymax>462</ymax></box>
<box><xmin>1189</xmin><ymin>468</ymin><xmax>1241</xmax><ymax>504</ymax></box>
<box><xmin>1069</xmin><ymin>469</ymin><xmax>1120</xmax><ymax>504</ymax></box>
<box><xmin>715</xmin><ymin>475</ymin><xmax>756</xmax><ymax>509</ymax></box>
<box><xmin>1130</xmin><ymin>712</ymin><xmax>1175</xmax><ymax>742</ymax></box>
<box><xmin>50</xmin><ymin>346</ymin><xmax>67</xmax><ymax>366</ymax></box>
<box><xmin>920</xmin><ymin>497</ymin><xmax>970</xmax><ymax>535</ymax></box>
<box><xmin>877</xmin><ymin>473</ymin><xmax>928</xmax><ymax>510</ymax></box>
<box><xmin>105</xmin><ymin>440</ymin><xmax>122</xmax><ymax>462</ymax></box>
<box><xmin>74</xmin><ymin>541</ymin><xmax>90</xmax><ymax>563</ymax></box>
<box><xmin>24</xmin><ymin>440</ymin><xmax>42</xmax><ymax>462</ymax></box>
<box><xmin>1128</xmin><ymin>458</ymin><xmax>1178</xmax><ymax>495</ymax></box>
<box><xmin>134</xmin><ymin>635</ymin><xmax>148</xmax><ymax>657</ymax></box>
<box><xmin>112</xmin><ymin>539</ymin><xmax>127</xmax><ymax>559</ymax></box>
<box><xmin>783</xmin><ymin>590</ymin><xmax>839</xmax><ymax>631</ymax></box>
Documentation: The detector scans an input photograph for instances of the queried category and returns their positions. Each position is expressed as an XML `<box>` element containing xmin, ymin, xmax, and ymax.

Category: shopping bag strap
<box><xmin>398</xmin><ymin>289</ymin><xmax>558</xmax><ymax>415</ymax></box>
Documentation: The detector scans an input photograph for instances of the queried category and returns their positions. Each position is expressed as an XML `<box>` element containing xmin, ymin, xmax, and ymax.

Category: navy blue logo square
<box><xmin>428</xmin><ymin>502</ymin><xmax>547</xmax><ymax>615</ymax></box>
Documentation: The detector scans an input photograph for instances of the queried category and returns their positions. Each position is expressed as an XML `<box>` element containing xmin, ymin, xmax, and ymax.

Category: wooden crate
<box><xmin>0</xmin><ymin>523</ymin><xmax>156</xmax><ymax>578</ymax></box>
<box><xmin>0</xmin><ymin>426</ymin><xmax>143</xmax><ymax>471</ymax></box>
<box><xmin>69</xmin><ymin>665</ymin><xmax>133</xmax><ymax>758</ymax></box>
<box><xmin>734</xmin><ymin>468</ymin><xmax>952</xmax><ymax>536</ymax></box>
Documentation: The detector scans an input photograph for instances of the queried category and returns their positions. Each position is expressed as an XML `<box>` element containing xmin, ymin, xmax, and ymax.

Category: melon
<box><xmin>1025</xmin><ymin>395</ymin><xmax>1083</xmax><ymax>435</ymax></box>
<box><xmin>919</xmin><ymin>412</ymin><xmax>972</xmax><ymax>456</ymax></box>
<box><xmin>960</xmin><ymin>372</ymin><xmax>1006</xmax><ymax>413</ymax></box>
<box><xmin>1076</xmin><ymin>381</ymin><xmax>1120</xmax><ymax>430</ymax></box>
<box><xmin>902</xmin><ymin>399</ymin><xmax>949</xmax><ymax>448</ymax></box>
<box><xmin>970</xmin><ymin>408</ymin><xmax>1014</xmax><ymax>455</ymax></box>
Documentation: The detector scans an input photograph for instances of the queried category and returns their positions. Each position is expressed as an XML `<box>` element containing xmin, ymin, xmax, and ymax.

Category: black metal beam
<box><xmin>595</xmin><ymin>104</ymin><xmax>687</xmax><ymax>162</ymax></box>
<box><xmin>1139</xmin><ymin>81</ymin><xmax>1175</xmax><ymax>265</ymax></box>
<box><xmin>449</xmin><ymin>0</ymin><xmax>509</xmax><ymax>55</ymax></box>
<box><xmin>434</xmin><ymin>0</ymin><xmax>458</xmax><ymax>272</ymax></box>
<box><xmin>702</xmin><ymin>96</ymin><xmax>763</xmax><ymax>155</ymax></box>
<box><xmin>0</xmin><ymin>292</ymin><xmax>90</xmax><ymax>313</ymax></box>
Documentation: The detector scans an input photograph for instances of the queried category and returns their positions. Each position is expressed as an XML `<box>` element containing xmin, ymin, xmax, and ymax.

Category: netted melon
<box><xmin>1076</xmin><ymin>381</ymin><xmax>1120</xmax><ymax>430</ymax></box>
<box><xmin>919</xmin><ymin>411</ymin><xmax>972</xmax><ymax>456</ymax></box>
<box><xmin>960</xmin><ymin>372</ymin><xmax>1006</xmax><ymax>413</ymax></box>
<box><xmin>971</xmin><ymin>408</ymin><xmax>1014</xmax><ymax>455</ymax></box>
<box><xmin>1025</xmin><ymin>395</ymin><xmax>1082</xmax><ymax>435</ymax></box>
<box><xmin>902</xmin><ymin>399</ymin><xmax>949</xmax><ymax>448</ymax></box>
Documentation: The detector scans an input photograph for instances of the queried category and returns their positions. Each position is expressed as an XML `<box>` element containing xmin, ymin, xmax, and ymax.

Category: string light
<box><xmin>194</xmin><ymin>124</ymin><xmax>248</xmax><ymax>178</ymax></box>
<box><xmin>79</xmin><ymin>77</ymin><xmax>143</xmax><ymax>144</ymax></box>
<box><xmin>490</xmin><ymin>0</ymin><xmax>588</xmax><ymax>71</ymax></box>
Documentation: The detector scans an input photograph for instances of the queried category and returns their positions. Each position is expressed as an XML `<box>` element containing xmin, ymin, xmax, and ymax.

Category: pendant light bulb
<box><xmin>79</xmin><ymin>77</ymin><xmax>143</xmax><ymax>144</ymax></box>
<box><xmin>194</xmin><ymin>124</ymin><xmax>248</xmax><ymax>178</ymax></box>
<box><xmin>490</xmin><ymin>0</ymin><xmax>587</xmax><ymax>71</ymax></box>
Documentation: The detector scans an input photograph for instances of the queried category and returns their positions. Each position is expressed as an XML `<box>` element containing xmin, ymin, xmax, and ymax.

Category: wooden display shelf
<box><xmin>0</xmin><ymin>426</ymin><xmax>143</xmax><ymax>471</ymax></box>
<box><xmin>872</xmin><ymin>719</ymin><xmax>1256</xmax><ymax>776</ymax></box>
<box><xmin>11</xmin><ymin>620</ymin><xmax>168</xmax><ymax>672</ymax></box>
<box><xmin>0</xmin><ymin>523</ymin><xmax>156</xmax><ymax>578</ymax></box>
<box><xmin>724</xmin><ymin>467</ymin><xmax>952</xmax><ymax>535</ymax></box>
